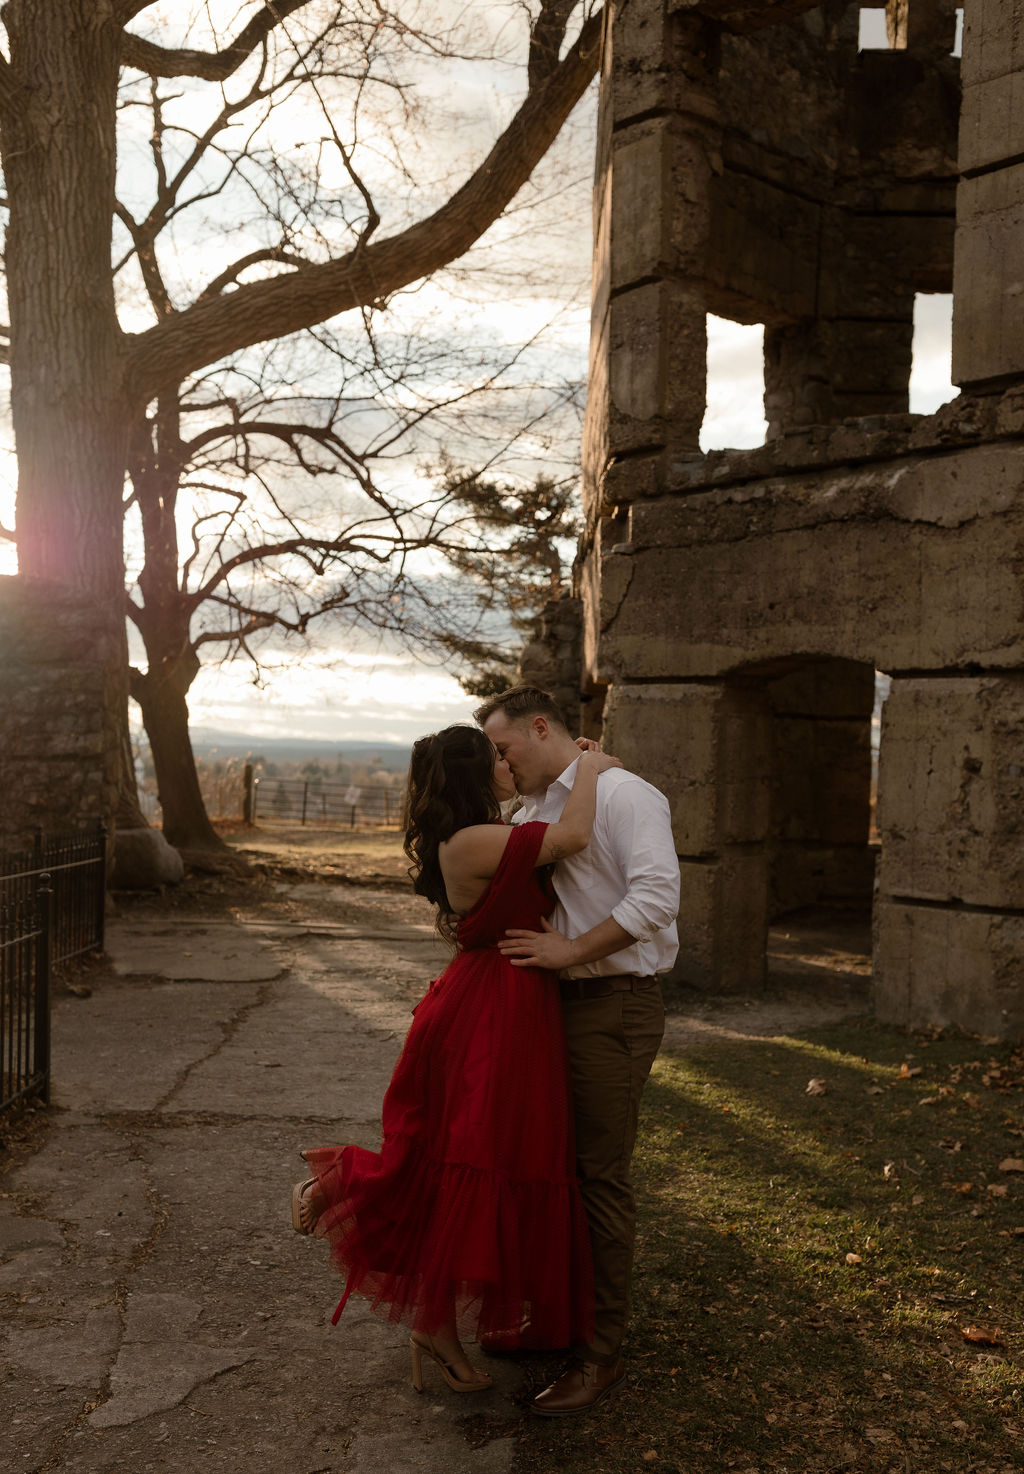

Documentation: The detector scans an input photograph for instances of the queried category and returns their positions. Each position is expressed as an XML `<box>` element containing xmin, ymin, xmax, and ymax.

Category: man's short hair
<box><xmin>473</xmin><ymin>684</ymin><xmax>569</xmax><ymax>732</ymax></box>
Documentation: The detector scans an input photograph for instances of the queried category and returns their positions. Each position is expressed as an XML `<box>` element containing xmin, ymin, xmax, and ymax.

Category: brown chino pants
<box><xmin>560</xmin><ymin>979</ymin><xmax>666</xmax><ymax>1366</ymax></box>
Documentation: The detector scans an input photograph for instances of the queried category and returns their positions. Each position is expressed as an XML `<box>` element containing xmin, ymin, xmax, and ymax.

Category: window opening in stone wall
<box><xmin>700</xmin><ymin>316</ymin><xmax>767</xmax><ymax>452</ymax></box>
<box><xmin>858</xmin><ymin>8</ymin><xmax>890</xmax><ymax>49</ymax></box>
<box><xmin>859</xmin><ymin>5</ymin><xmax>962</xmax><ymax>53</ymax></box>
<box><xmin>870</xmin><ymin>670</ymin><xmax>891</xmax><ymax>843</ymax></box>
<box><xmin>909</xmin><ymin>293</ymin><xmax>956</xmax><ymax>415</ymax></box>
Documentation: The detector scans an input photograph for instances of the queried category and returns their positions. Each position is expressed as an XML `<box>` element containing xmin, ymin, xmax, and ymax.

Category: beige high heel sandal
<box><xmin>409</xmin><ymin>1334</ymin><xmax>493</xmax><ymax>1394</ymax></box>
<box><xmin>290</xmin><ymin>1178</ymin><xmax>319</xmax><ymax>1234</ymax></box>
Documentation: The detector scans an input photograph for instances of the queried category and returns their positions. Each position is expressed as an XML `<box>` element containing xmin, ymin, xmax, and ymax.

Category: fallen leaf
<box><xmin>866</xmin><ymin>1085</ymin><xmax>885</xmax><ymax>1096</ymax></box>
<box><xmin>999</xmin><ymin>1157</ymin><xmax>1024</xmax><ymax>1173</ymax></box>
<box><xmin>806</xmin><ymin>1077</ymin><xmax>827</xmax><ymax>1096</ymax></box>
<box><xmin>642</xmin><ymin>1453</ymin><xmax>658</xmax><ymax>1463</ymax></box>
<box><xmin>963</xmin><ymin>1092</ymin><xmax>982</xmax><ymax>1109</ymax></box>
<box><xmin>912</xmin><ymin>1194</ymin><xmax>925</xmax><ymax>1206</ymax></box>
<box><xmin>987</xmin><ymin>1183</ymin><xmax>1009</xmax><ymax>1198</ymax></box>
<box><xmin>951</xmin><ymin>1418</ymin><xmax>969</xmax><ymax>1431</ymax></box>
<box><xmin>952</xmin><ymin>1182</ymin><xmax>974</xmax><ymax>1195</ymax></box>
<box><xmin>845</xmin><ymin>1252</ymin><xmax>863</xmax><ymax>1265</ymax></box>
<box><xmin>919</xmin><ymin>1096</ymin><xmax>941</xmax><ymax>1106</ymax></box>
<box><xmin>898</xmin><ymin>1064</ymin><xmax>923</xmax><ymax>1079</ymax></box>
<box><xmin>865</xmin><ymin>1427</ymin><xmax>894</xmax><ymax>1443</ymax></box>
<box><xmin>961</xmin><ymin>1324</ymin><xmax>1004</xmax><ymax>1346</ymax></box>
<box><xmin>883</xmin><ymin>1161</ymin><xmax>898</xmax><ymax>1180</ymax></box>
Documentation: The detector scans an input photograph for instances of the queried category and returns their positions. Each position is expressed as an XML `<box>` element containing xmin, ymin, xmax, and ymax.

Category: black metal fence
<box><xmin>0</xmin><ymin>824</ymin><xmax>106</xmax><ymax>1114</ymax></box>
<box><xmin>252</xmin><ymin>779</ymin><xmax>403</xmax><ymax>829</ymax></box>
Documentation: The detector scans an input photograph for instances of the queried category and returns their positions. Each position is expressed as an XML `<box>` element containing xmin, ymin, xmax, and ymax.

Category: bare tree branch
<box><xmin>125</xmin><ymin>8</ymin><xmax>604</xmax><ymax>397</ymax></box>
<box><xmin>528</xmin><ymin>0</ymin><xmax>578</xmax><ymax>88</ymax></box>
<box><xmin>121</xmin><ymin>1</ymin><xmax>315</xmax><ymax>82</ymax></box>
<box><xmin>198</xmin><ymin>247</ymin><xmax>310</xmax><ymax>300</ymax></box>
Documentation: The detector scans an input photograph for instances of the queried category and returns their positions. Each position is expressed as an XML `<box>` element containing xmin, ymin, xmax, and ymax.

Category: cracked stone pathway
<box><xmin>1</xmin><ymin>896</ymin><xmax>526</xmax><ymax>1474</ymax></box>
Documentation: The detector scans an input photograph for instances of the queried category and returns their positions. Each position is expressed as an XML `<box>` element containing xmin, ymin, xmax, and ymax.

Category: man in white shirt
<box><xmin>477</xmin><ymin>685</ymin><xmax>679</xmax><ymax>1416</ymax></box>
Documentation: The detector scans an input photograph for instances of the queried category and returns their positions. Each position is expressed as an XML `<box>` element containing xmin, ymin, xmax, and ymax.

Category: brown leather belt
<box><xmin>558</xmin><ymin>973</ymin><xmax>658</xmax><ymax>1001</ymax></box>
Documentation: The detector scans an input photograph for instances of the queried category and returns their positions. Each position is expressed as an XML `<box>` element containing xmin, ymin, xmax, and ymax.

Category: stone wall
<box><xmin>576</xmin><ymin>0</ymin><xmax>1024</xmax><ymax>1036</ymax></box>
<box><xmin>0</xmin><ymin>576</ymin><xmax>121</xmax><ymax>851</ymax></box>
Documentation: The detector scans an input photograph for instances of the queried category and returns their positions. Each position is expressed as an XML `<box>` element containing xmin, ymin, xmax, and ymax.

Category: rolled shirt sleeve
<box><xmin>606</xmin><ymin>781</ymin><xmax>681</xmax><ymax>942</ymax></box>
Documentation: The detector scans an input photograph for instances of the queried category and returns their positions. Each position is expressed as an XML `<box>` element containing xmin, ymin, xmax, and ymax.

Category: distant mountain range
<box><xmin>178</xmin><ymin>727</ymin><xmax>411</xmax><ymax>770</ymax></box>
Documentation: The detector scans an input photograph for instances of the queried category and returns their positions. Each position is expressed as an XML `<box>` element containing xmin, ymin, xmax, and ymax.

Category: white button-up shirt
<box><xmin>515</xmin><ymin>758</ymin><xmax>680</xmax><ymax>979</ymax></box>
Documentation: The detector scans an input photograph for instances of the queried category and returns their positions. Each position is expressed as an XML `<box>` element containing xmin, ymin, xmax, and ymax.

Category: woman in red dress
<box><xmin>291</xmin><ymin>724</ymin><xmax>617</xmax><ymax>1393</ymax></box>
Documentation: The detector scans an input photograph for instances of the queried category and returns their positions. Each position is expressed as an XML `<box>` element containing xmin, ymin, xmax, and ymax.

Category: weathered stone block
<box><xmin>607</xmin><ymin>280</ymin><xmax>707</xmax><ymax>454</ymax></box>
<box><xmin>829</xmin><ymin>318</ymin><xmax>913</xmax><ymax>399</ymax></box>
<box><xmin>602</xmin><ymin>681</ymin><xmax>771</xmax><ymax>853</ymax></box>
<box><xmin>611</xmin><ymin>118</ymin><xmax>714</xmax><ymax>293</ymax></box>
<box><xmin>599</xmin><ymin>444</ymin><xmax>1024</xmax><ymax>678</ymax></box>
<box><xmin>877</xmin><ymin>676</ymin><xmax>1024</xmax><ymax>908</ymax></box>
<box><xmin>953</xmin><ymin>163</ymin><xmax>1024</xmax><ymax>386</ymax></box>
<box><xmin>707</xmin><ymin>172</ymin><xmax>819</xmax><ymax>322</ymax></box>
<box><xmin>611</xmin><ymin>5</ymin><xmax>719</xmax><ymax>125</ymax></box>
<box><xmin>675</xmin><ymin>851</ymin><xmax>769</xmax><ymax>992</ymax></box>
<box><xmin>960</xmin><ymin>0</ymin><xmax>1024</xmax><ymax>89</ymax></box>
<box><xmin>0</xmin><ymin>577</ymin><xmax>121</xmax><ymax>846</ymax></box>
<box><xmin>959</xmin><ymin>73</ymin><xmax>1024</xmax><ymax>175</ymax></box>
<box><xmin>849</xmin><ymin>52</ymin><xmax>959</xmax><ymax>178</ymax></box>
<box><xmin>874</xmin><ymin>901</ymin><xmax>1024</xmax><ymax>1039</ymax></box>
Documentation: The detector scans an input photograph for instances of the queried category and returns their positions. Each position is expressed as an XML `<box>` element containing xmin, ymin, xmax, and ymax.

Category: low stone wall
<box><xmin>0</xmin><ymin>575</ymin><xmax>121</xmax><ymax>850</ymax></box>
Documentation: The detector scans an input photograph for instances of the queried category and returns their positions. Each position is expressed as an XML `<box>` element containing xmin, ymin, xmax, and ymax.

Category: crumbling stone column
<box><xmin>874</xmin><ymin>676</ymin><xmax>1024</xmax><ymax>1035</ymax></box>
<box><xmin>602</xmin><ymin>681</ymin><xmax>772</xmax><ymax>990</ymax></box>
<box><xmin>0</xmin><ymin>576</ymin><xmax>120</xmax><ymax>849</ymax></box>
<box><xmin>584</xmin><ymin>1</ymin><xmax>720</xmax><ymax>533</ymax></box>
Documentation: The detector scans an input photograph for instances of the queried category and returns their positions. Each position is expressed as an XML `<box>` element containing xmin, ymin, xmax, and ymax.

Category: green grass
<box><xmin>513</xmin><ymin>1021</ymin><xmax>1024</xmax><ymax>1473</ymax></box>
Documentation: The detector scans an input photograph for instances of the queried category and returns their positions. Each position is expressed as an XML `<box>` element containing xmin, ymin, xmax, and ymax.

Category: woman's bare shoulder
<box><xmin>440</xmin><ymin>823</ymin><xmax>509</xmax><ymax>857</ymax></box>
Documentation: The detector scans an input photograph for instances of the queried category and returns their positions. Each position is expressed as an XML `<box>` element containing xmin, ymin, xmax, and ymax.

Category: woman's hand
<box><xmin>575</xmin><ymin>736</ymin><xmax>601</xmax><ymax>752</ymax></box>
<box><xmin>499</xmin><ymin>918</ymin><xmax>576</xmax><ymax>970</ymax></box>
<box><xmin>579</xmin><ymin>748</ymin><xmax>623</xmax><ymax>775</ymax></box>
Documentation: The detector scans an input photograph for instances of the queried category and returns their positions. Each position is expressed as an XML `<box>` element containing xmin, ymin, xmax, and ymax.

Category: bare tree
<box><xmin>125</xmin><ymin>326</ymin><xmax>563</xmax><ymax>848</ymax></box>
<box><xmin>0</xmin><ymin>0</ymin><xmax>602</xmax><ymax>840</ymax></box>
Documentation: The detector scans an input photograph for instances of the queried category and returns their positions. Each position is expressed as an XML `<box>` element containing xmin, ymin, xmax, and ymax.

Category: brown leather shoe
<box><xmin>530</xmin><ymin>1358</ymin><xmax>626</xmax><ymax>1416</ymax></box>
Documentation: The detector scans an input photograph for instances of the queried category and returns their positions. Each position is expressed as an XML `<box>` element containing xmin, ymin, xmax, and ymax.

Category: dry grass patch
<box><xmin>514</xmin><ymin>1020</ymin><xmax>1024</xmax><ymax>1474</ymax></box>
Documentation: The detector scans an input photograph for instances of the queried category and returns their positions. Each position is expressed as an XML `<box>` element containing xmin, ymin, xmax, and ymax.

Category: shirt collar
<box><xmin>548</xmin><ymin>756</ymin><xmax>580</xmax><ymax>796</ymax></box>
<box><xmin>519</xmin><ymin>756</ymin><xmax>579</xmax><ymax>810</ymax></box>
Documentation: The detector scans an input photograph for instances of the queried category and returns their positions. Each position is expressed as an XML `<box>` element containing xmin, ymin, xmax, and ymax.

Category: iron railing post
<box><xmin>34</xmin><ymin>874</ymin><xmax>53</xmax><ymax>1106</ymax></box>
<box><xmin>96</xmin><ymin>821</ymin><xmax>107</xmax><ymax>953</ymax></box>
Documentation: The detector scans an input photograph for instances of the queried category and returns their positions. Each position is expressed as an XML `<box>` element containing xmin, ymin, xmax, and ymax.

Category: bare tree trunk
<box><xmin>128</xmin><ymin>413</ymin><xmax>226</xmax><ymax>850</ymax></box>
<box><xmin>130</xmin><ymin>655</ymin><xmax>225</xmax><ymax>851</ymax></box>
<box><xmin>1</xmin><ymin>2</ymin><xmax>136</xmax><ymax>834</ymax></box>
<box><xmin>4</xmin><ymin>2</ymin><xmax>127</xmax><ymax>591</ymax></box>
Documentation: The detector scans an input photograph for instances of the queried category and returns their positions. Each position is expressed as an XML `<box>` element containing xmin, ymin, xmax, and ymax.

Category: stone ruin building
<box><xmin>539</xmin><ymin>0</ymin><xmax>1024</xmax><ymax>1037</ymax></box>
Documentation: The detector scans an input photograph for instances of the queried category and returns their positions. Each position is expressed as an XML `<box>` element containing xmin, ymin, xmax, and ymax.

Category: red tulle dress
<box><xmin>302</xmin><ymin>820</ymin><xmax>593</xmax><ymax>1348</ymax></box>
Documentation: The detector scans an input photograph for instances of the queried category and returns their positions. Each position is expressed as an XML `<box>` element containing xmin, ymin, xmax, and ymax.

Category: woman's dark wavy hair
<box><xmin>403</xmin><ymin>724</ymin><xmax>501</xmax><ymax>936</ymax></box>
